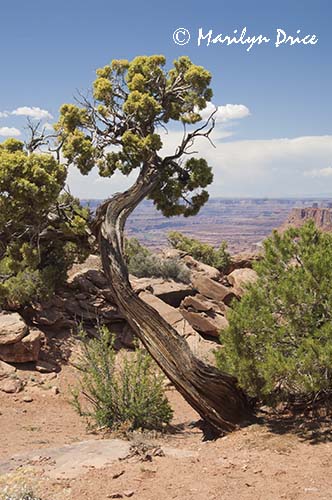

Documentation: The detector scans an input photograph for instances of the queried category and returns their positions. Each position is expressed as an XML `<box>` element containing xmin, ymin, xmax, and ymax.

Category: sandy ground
<box><xmin>1</xmin><ymin>352</ymin><xmax>332</xmax><ymax>500</ymax></box>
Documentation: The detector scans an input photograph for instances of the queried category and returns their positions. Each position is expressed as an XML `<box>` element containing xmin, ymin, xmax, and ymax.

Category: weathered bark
<box><xmin>94</xmin><ymin>164</ymin><xmax>252</xmax><ymax>435</ymax></box>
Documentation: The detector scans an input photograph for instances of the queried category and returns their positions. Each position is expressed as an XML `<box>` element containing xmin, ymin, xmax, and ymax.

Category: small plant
<box><xmin>125</xmin><ymin>237</ymin><xmax>190</xmax><ymax>283</ymax></box>
<box><xmin>71</xmin><ymin>327</ymin><xmax>173</xmax><ymax>431</ymax></box>
<box><xmin>168</xmin><ymin>231</ymin><xmax>230</xmax><ymax>272</ymax></box>
<box><xmin>0</xmin><ymin>471</ymin><xmax>41</xmax><ymax>500</ymax></box>
<box><xmin>2</xmin><ymin>490</ymin><xmax>41</xmax><ymax>500</ymax></box>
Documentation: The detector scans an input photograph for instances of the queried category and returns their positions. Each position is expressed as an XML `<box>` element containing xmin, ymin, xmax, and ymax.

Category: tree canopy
<box><xmin>56</xmin><ymin>55</ymin><xmax>215</xmax><ymax>217</ymax></box>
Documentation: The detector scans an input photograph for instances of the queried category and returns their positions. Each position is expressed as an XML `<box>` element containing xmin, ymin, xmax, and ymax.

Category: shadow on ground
<box><xmin>258</xmin><ymin>408</ymin><xmax>332</xmax><ymax>444</ymax></box>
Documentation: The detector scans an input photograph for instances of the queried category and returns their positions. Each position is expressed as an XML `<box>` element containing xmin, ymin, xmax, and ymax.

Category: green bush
<box><xmin>125</xmin><ymin>237</ymin><xmax>190</xmax><ymax>283</ymax></box>
<box><xmin>168</xmin><ymin>231</ymin><xmax>230</xmax><ymax>272</ymax></box>
<box><xmin>71</xmin><ymin>327</ymin><xmax>173</xmax><ymax>431</ymax></box>
<box><xmin>216</xmin><ymin>221</ymin><xmax>332</xmax><ymax>405</ymax></box>
<box><xmin>0</xmin><ymin>139</ymin><xmax>92</xmax><ymax>307</ymax></box>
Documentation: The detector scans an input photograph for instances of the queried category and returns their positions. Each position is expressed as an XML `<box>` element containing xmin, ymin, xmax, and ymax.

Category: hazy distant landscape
<box><xmin>83</xmin><ymin>198</ymin><xmax>332</xmax><ymax>253</ymax></box>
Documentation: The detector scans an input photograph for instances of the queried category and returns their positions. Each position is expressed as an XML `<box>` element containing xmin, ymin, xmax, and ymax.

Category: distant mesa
<box><xmin>278</xmin><ymin>203</ymin><xmax>332</xmax><ymax>233</ymax></box>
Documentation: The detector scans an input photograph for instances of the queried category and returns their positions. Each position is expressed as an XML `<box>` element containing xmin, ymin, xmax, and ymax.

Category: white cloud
<box><xmin>304</xmin><ymin>167</ymin><xmax>332</xmax><ymax>178</ymax></box>
<box><xmin>200</xmin><ymin>102</ymin><xmax>250</xmax><ymax>123</ymax></box>
<box><xmin>0</xmin><ymin>127</ymin><xmax>21</xmax><ymax>137</ymax></box>
<box><xmin>145</xmin><ymin>133</ymin><xmax>332</xmax><ymax>197</ymax></box>
<box><xmin>0</xmin><ymin>111</ymin><xmax>9</xmax><ymax>118</ymax></box>
<box><xmin>65</xmin><ymin>125</ymin><xmax>332</xmax><ymax>199</ymax></box>
<box><xmin>11</xmin><ymin>106</ymin><xmax>53</xmax><ymax>120</ymax></box>
<box><xmin>201</xmin><ymin>135</ymin><xmax>332</xmax><ymax>196</ymax></box>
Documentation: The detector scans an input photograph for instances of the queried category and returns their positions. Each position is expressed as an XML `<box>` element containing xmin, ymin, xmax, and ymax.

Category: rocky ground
<box><xmin>0</xmin><ymin>357</ymin><xmax>332</xmax><ymax>500</ymax></box>
<box><xmin>1</xmin><ymin>252</ymin><xmax>332</xmax><ymax>499</ymax></box>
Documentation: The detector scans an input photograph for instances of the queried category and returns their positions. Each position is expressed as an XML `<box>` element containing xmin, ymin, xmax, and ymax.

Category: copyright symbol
<box><xmin>173</xmin><ymin>28</ymin><xmax>190</xmax><ymax>46</ymax></box>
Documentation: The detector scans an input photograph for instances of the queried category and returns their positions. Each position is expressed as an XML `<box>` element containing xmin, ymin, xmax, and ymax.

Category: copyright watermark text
<box><xmin>172</xmin><ymin>27</ymin><xmax>318</xmax><ymax>51</ymax></box>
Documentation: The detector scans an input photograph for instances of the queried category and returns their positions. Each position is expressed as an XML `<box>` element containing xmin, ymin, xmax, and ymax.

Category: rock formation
<box><xmin>0</xmin><ymin>313</ymin><xmax>43</xmax><ymax>363</ymax></box>
<box><xmin>278</xmin><ymin>207</ymin><xmax>332</xmax><ymax>233</ymax></box>
<box><xmin>0</xmin><ymin>250</ymin><xmax>258</xmax><ymax>372</ymax></box>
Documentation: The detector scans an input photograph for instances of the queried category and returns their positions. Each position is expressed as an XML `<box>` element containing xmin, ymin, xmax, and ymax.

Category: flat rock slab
<box><xmin>0</xmin><ymin>439</ymin><xmax>130</xmax><ymax>479</ymax></box>
<box><xmin>0</xmin><ymin>439</ymin><xmax>197</xmax><ymax>479</ymax></box>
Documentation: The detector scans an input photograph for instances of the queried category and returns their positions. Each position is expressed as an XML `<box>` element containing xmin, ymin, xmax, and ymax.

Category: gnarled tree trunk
<box><xmin>94</xmin><ymin>164</ymin><xmax>252</xmax><ymax>435</ymax></box>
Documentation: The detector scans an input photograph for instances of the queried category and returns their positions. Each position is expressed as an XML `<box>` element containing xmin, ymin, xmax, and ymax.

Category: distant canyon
<box><xmin>83</xmin><ymin>198</ymin><xmax>332</xmax><ymax>254</ymax></box>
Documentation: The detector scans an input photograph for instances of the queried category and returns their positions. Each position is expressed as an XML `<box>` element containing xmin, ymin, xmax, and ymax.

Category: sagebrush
<box><xmin>125</xmin><ymin>237</ymin><xmax>190</xmax><ymax>283</ymax></box>
<box><xmin>1</xmin><ymin>489</ymin><xmax>41</xmax><ymax>500</ymax></box>
<box><xmin>0</xmin><ymin>470</ymin><xmax>41</xmax><ymax>500</ymax></box>
<box><xmin>71</xmin><ymin>327</ymin><xmax>173</xmax><ymax>431</ymax></box>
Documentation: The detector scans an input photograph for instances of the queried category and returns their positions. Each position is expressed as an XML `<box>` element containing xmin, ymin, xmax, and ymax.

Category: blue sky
<box><xmin>1</xmin><ymin>0</ymin><xmax>332</xmax><ymax>197</ymax></box>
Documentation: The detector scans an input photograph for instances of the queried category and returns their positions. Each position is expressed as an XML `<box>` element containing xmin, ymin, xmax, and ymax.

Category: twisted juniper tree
<box><xmin>56</xmin><ymin>55</ymin><xmax>251</xmax><ymax>434</ymax></box>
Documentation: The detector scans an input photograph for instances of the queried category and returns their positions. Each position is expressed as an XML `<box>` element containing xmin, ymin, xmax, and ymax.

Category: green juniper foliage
<box><xmin>216</xmin><ymin>221</ymin><xmax>332</xmax><ymax>404</ymax></box>
<box><xmin>125</xmin><ymin>237</ymin><xmax>190</xmax><ymax>283</ymax></box>
<box><xmin>0</xmin><ymin>139</ymin><xmax>91</xmax><ymax>307</ymax></box>
<box><xmin>56</xmin><ymin>55</ymin><xmax>214</xmax><ymax>218</ymax></box>
<box><xmin>71</xmin><ymin>327</ymin><xmax>173</xmax><ymax>431</ymax></box>
<box><xmin>168</xmin><ymin>231</ymin><xmax>230</xmax><ymax>272</ymax></box>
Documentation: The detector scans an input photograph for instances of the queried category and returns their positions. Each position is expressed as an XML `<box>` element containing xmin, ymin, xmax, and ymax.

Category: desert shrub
<box><xmin>0</xmin><ymin>474</ymin><xmax>41</xmax><ymax>500</ymax></box>
<box><xmin>0</xmin><ymin>269</ymin><xmax>51</xmax><ymax>307</ymax></box>
<box><xmin>71</xmin><ymin>327</ymin><xmax>173</xmax><ymax>431</ymax></box>
<box><xmin>2</xmin><ymin>489</ymin><xmax>41</xmax><ymax>500</ymax></box>
<box><xmin>216</xmin><ymin>221</ymin><xmax>332</xmax><ymax>405</ymax></box>
<box><xmin>0</xmin><ymin>469</ymin><xmax>41</xmax><ymax>499</ymax></box>
<box><xmin>125</xmin><ymin>237</ymin><xmax>190</xmax><ymax>283</ymax></box>
<box><xmin>125</xmin><ymin>237</ymin><xmax>150</xmax><ymax>261</ymax></box>
<box><xmin>168</xmin><ymin>231</ymin><xmax>230</xmax><ymax>272</ymax></box>
<box><xmin>0</xmin><ymin>139</ymin><xmax>92</xmax><ymax>307</ymax></box>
